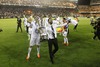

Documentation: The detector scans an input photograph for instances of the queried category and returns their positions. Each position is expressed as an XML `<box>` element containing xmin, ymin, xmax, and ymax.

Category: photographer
<box><xmin>90</xmin><ymin>16</ymin><xmax>97</xmax><ymax>26</ymax></box>
<box><xmin>93</xmin><ymin>18</ymin><xmax>100</xmax><ymax>40</ymax></box>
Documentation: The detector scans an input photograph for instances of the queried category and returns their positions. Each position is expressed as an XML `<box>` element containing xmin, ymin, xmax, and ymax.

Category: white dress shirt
<box><xmin>46</xmin><ymin>24</ymin><xmax>57</xmax><ymax>39</ymax></box>
<box><xmin>23</xmin><ymin>18</ymin><xmax>27</xmax><ymax>26</ymax></box>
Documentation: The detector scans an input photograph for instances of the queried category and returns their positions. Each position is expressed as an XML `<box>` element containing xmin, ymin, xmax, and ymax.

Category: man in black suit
<box><xmin>16</xmin><ymin>16</ymin><xmax>22</xmax><ymax>32</ymax></box>
<box><xmin>93</xmin><ymin>18</ymin><xmax>100</xmax><ymax>40</ymax></box>
<box><xmin>46</xmin><ymin>18</ymin><xmax>59</xmax><ymax>64</ymax></box>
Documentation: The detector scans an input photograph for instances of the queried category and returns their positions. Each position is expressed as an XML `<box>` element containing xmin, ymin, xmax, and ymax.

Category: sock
<box><xmin>64</xmin><ymin>37</ymin><xmax>69</xmax><ymax>44</ymax></box>
<box><xmin>27</xmin><ymin>47</ymin><xmax>32</xmax><ymax>58</ymax></box>
<box><xmin>64</xmin><ymin>38</ymin><xmax>66</xmax><ymax>43</ymax></box>
<box><xmin>37</xmin><ymin>47</ymin><xmax>40</xmax><ymax>55</ymax></box>
<box><xmin>66</xmin><ymin>38</ymin><xmax>69</xmax><ymax>44</ymax></box>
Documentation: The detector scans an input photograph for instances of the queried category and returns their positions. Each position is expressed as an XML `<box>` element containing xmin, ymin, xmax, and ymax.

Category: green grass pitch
<box><xmin>0</xmin><ymin>18</ymin><xmax>100</xmax><ymax>67</ymax></box>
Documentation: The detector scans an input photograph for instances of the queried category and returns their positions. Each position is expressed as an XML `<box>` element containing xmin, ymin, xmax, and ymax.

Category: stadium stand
<box><xmin>0</xmin><ymin>0</ymin><xmax>77</xmax><ymax>19</ymax></box>
<box><xmin>78</xmin><ymin>0</ymin><xmax>100</xmax><ymax>17</ymax></box>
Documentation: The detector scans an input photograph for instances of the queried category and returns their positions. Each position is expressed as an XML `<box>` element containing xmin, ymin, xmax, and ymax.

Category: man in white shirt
<box><xmin>46</xmin><ymin>18</ymin><xmax>58</xmax><ymax>64</ymax></box>
<box><xmin>46</xmin><ymin>18</ymin><xmax>67</xmax><ymax>64</ymax></box>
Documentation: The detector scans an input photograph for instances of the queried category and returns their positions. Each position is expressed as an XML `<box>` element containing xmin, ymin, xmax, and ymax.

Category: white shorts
<box><xmin>63</xmin><ymin>31</ymin><xmax>68</xmax><ymax>37</ymax></box>
<box><xmin>30</xmin><ymin>36</ymin><xmax>40</xmax><ymax>46</ymax></box>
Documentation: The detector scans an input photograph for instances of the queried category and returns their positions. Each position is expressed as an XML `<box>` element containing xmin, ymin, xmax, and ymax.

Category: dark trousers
<box><xmin>74</xmin><ymin>24</ymin><xmax>78</xmax><ymax>30</ymax></box>
<box><xmin>16</xmin><ymin>25</ymin><xmax>22</xmax><ymax>32</ymax></box>
<box><xmin>48</xmin><ymin>38</ymin><xmax>59</xmax><ymax>63</ymax></box>
<box><xmin>93</xmin><ymin>32</ymin><xmax>100</xmax><ymax>40</ymax></box>
<box><xmin>26</xmin><ymin>26</ymin><xmax>29</xmax><ymax>33</ymax></box>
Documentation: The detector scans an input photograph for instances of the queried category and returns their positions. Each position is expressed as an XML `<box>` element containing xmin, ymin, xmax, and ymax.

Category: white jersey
<box><xmin>63</xmin><ymin>23</ymin><xmax>69</xmax><ymax>37</ymax></box>
<box><xmin>31</xmin><ymin>21</ymin><xmax>40</xmax><ymax>38</ymax></box>
<box><xmin>27</xmin><ymin>22</ymin><xmax>33</xmax><ymax>35</ymax></box>
<box><xmin>43</xmin><ymin>17</ymin><xmax>49</xmax><ymax>27</ymax></box>
<box><xmin>38</xmin><ymin>17</ymin><xmax>42</xmax><ymax>27</ymax></box>
<box><xmin>42</xmin><ymin>17</ymin><xmax>49</xmax><ymax>35</ymax></box>
<box><xmin>30</xmin><ymin>21</ymin><xmax>41</xmax><ymax>46</ymax></box>
<box><xmin>71</xmin><ymin>20</ymin><xmax>78</xmax><ymax>26</ymax></box>
<box><xmin>23</xmin><ymin>18</ymin><xmax>27</xmax><ymax>26</ymax></box>
<box><xmin>46</xmin><ymin>23</ymin><xmax>67</xmax><ymax>39</ymax></box>
<box><xmin>53</xmin><ymin>20</ymin><xmax>59</xmax><ymax>25</ymax></box>
<box><xmin>63</xmin><ymin>31</ymin><xmax>68</xmax><ymax>37</ymax></box>
<box><xmin>57</xmin><ymin>17</ymin><xmax>63</xmax><ymax>24</ymax></box>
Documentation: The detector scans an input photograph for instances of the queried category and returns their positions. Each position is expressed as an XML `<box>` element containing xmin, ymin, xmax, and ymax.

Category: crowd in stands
<box><xmin>78</xmin><ymin>5</ymin><xmax>100</xmax><ymax>17</ymax></box>
<box><xmin>0</xmin><ymin>0</ymin><xmax>76</xmax><ymax>8</ymax></box>
<box><xmin>0</xmin><ymin>6</ymin><xmax>24</xmax><ymax>18</ymax></box>
<box><xmin>90</xmin><ymin>0</ymin><xmax>100</xmax><ymax>5</ymax></box>
<box><xmin>90</xmin><ymin>6</ymin><xmax>100</xmax><ymax>13</ymax></box>
<box><xmin>0</xmin><ymin>0</ymin><xmax>78</xmax><ymax>19</ymax></box>
<box><xmin>0</xmin><ymin>5</ymin><xmax>77</xmax><ymax>19</ymax></box>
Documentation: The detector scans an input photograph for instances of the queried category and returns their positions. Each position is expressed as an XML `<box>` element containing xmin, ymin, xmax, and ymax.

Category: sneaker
<box><xmin>37</xmin><ymin>54</ymin><xmax>40</xmax><ymax>58</ymax></box>
<box><xmin>26</xmin><ymin>56</ymin><xmax>30</xmax><ymax>60</ymax></box>
<box><xmin>66</xmin><ymin>43</ymin><xmax>69</xmax><ymax>46</ymax></box>
<box><xmin>51</xmin><ymin>59</ymin><xmax>54</xmax><ymax>64</ymax></box>
<box><xmin>63</xmin><ymin>43</ymin><xmax>66</xmax><ymax>45</ymax></box>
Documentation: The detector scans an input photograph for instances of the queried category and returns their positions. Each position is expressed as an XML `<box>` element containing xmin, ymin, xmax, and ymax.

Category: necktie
<box><xmin>51</xmin><ymin>25</ymin><xmax>55</xmax><ymax>38</ymax></box>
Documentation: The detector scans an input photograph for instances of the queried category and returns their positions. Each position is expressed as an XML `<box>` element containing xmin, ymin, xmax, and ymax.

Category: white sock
<box><xmin>37</xmin><ymin>47</ymin><xmax>40</xmax><ymax>55</ymax></box>
<box><xmin>64</xmin><ymin>37</ymin><xmax>68</xmax><ymax>44</ymax></box>
<box><xmin>66</xmin><ymin>38</ymin><xmax>69</xmax><ymax>44</ymax></box>
<box><xmin>64</xmin><ymin>38</ymin><xmax>66</xmax><ymax>43</ymax></box>
<box><xmin>28</xmin><ymin>47</ymin><xmax>32</xmax><ymax>58</ymax></box>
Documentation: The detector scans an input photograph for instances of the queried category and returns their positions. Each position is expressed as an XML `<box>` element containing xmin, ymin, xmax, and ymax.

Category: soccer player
<box><xmin>26</xmin><ymin>16</ymin><xmax>41</xmax><ymax>60</ymax></box>
<box><xmin>62</xmin><ymin>18</ymin><xmax>69</xmax><ymax>46</ymax></box>
<box><xmin>42</xmin><ymin>15</ymin><xmax>49</xmax><ymax>40</ymax></box>
<box><xmin>27</xmin><ymin>16</ymin><xmax>33</xmax><ymax>40</ymax></box>
<box><xmin>23</xmin><ymin>15</ymin><xmax>28</xmax><ymax>33</ymax></box>
<box><xmin>69</xmin><ymin>19</ymin><xmax>78</xmax><ymax>31</ymax></box>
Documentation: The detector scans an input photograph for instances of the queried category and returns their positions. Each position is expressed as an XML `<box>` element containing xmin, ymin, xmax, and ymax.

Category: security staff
<box><xmin>16</xmin><ymin>16</ymin><xmax>22</xmax><ymax>32</ymax></box>
<box><xmin>93</xmin><ymin>18</ymin><xmax>100</xmax><ymax>40</ymax></box>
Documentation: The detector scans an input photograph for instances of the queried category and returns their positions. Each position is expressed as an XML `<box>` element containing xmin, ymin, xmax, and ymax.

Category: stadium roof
<box><xmin>67</xmin><ymin>0</ymin><xmax>78</xmax><ymax>1</ymax></box>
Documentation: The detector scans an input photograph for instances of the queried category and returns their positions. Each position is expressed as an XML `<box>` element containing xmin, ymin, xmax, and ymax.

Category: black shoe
<box><xmin>51</xmin><ymin>59</ymin><xmax>54</xmax><ymax>64</ymax></box>
<box><xmin>92</xmin><ymin>38</ymin><xmax>96</xmax><ymax>40</ymax></box>
<box><xmin>52</xmin><ymin>54</ymin><xmax>55</xmax><ymax>58</ymax></box>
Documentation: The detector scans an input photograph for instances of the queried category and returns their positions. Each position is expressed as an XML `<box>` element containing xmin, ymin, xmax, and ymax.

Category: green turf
<box><xmin>0</xmin><ymin>18</ymin><xmax>100</xmax><ymax>67</ymax></box>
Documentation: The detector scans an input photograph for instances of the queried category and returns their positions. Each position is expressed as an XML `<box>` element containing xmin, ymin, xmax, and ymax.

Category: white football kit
<box><xmin>30</xmin><ymin>21</ymin><xmax>41</xmax><ymax>46</ymax></box>
<box><xmin>71</xmin><ymin>20</ymin><xmax>78</xmax><ymax>26</ymax></box>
